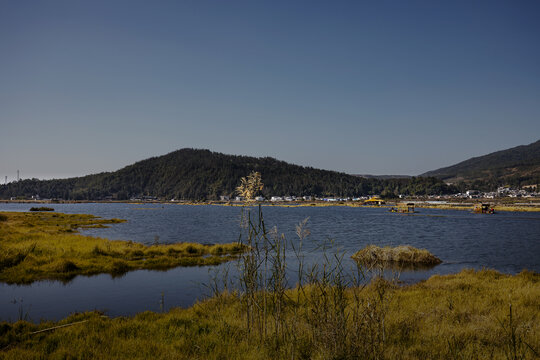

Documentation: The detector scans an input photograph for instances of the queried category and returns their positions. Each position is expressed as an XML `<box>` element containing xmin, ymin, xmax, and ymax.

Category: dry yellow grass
<box><xmin>0</xmin><ymin>211</ymin><xmax>245</xmax><ymax>284</ymax></box>
<box><xmin>0</xmin><ymin>269</ymin><xmax>538</xmax><ymax>359</ymax></box>
<box><xmin>352</xmin><ymin>244</ymin><xmax>442</xmax><ymax>269</ymax></box>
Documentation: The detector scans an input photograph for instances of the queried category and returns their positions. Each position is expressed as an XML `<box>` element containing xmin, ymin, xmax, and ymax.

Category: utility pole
<box><xmin>4</xmin><ymin>176</ymin><xmax>6</xmax><ymax>185</ymax></box>
<box><xmin>17</xmin><ymin>170</ymin><xmax>19</xmax><ymax>181</ymax></box>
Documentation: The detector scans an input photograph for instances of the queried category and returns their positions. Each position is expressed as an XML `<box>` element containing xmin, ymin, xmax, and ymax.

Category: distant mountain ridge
<box><xmin>0</xmin><ymin>149</ymin><xmax>454</xmax><ymax>200</ymax></box>
<box><xmin>421</xmin><ymin>139</ymin><xmax>540</xmax><ymax>187</ymax></box>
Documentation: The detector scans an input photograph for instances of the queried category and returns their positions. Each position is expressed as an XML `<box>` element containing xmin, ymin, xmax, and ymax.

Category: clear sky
<box><xmin>1</xmin><ymin>0</ymin><xmax>539</xmax><ymax>180</ymax></box>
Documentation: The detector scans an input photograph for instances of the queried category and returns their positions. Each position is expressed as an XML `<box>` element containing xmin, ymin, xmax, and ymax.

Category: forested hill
<box><xmin>421</xmin><ymin>140</ymin><xmax>540</xmax><ymax>188</ymax></box>
<box><xmin>0</xmin><ymin>149</ymin><xmax>455</xmax><ymax>200</ymax></box>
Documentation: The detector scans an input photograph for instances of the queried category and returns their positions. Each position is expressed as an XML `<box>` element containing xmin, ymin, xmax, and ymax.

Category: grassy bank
<box><xmin>0</xmin><ymin>269</ymin><xmax>538</xmax><ymax>359</ymax></box>
<box><xmin>0</xmin><ymin>212</ymin><xmax>244</xmax><ymax>284</ymax></box>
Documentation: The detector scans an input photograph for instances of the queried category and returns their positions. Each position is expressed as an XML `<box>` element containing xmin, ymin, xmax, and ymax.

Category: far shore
<box><xmin>2</xmin><ymin>198</ymin><xmax>540</xmax><ymax>212</ymax></box>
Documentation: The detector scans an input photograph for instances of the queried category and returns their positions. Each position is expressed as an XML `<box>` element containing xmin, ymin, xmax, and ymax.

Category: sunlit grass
<box><xmin>352</xmin><ymin>245</ymin><xmax>442</xmax><ymax>269</ymax></box>
<box><xmin>493</xmin><ymin>205</ymin><xmax>540</xmax><ymax>212</ymax></box>
<box><xmin>1</xmin><ymin>202</ymin><xmax>539</xmax><ymax>359</ymax></box>
<box><xmin>0</xmin><ymin>212</ymin><xmax>245</xmax><ymax>284</ymax></box>
<box><xmin>0</xmin><ymin>269</ymin><xmax>538</xmax><ymax>359</ymax></box>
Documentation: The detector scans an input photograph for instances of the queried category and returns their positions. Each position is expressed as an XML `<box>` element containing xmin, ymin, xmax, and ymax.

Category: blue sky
<box><xmin>1</xmin><ymin>0</ymin><xmax>539</xmax><ymax>180</ymax></box>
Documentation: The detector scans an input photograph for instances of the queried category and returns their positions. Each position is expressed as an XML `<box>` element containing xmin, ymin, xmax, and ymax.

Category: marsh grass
<box><xmin>493</xmin><ymin>205</ymin><xmax>540</xmax><ymax>212</ymax></box>
<box><xmin>1</xmin><ymin>269</ymin><xmax>538</xmax><ymax>359</ymax></box>
<box><xmin>352</xmin><ymin>244</ymin><xmax>442</xmax><ymax>270</ymax></box>
<box><xmin>1</xmin><ymin>198</ymin><xmax>538</xmax><ymax>358</ymax></box>
<box><xmin>0</xmin><ymin>212</ymin><xmax>245</xmax><ymax>284</ymax></box>
<box><xmin>231</xmin><ymin>205</ymin><xmax>404</xmax><ymax>359</ymax></box>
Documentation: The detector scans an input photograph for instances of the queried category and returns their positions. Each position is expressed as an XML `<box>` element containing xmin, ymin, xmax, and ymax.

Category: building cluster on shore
<box><xmin>218</xmin><ymin>186</ymin><xmax>540</xmax><ymax>203</ymax></box>
<box><xmin>220</xmin><ymin>195</ymin><xmax>374</xmax><ymax>203</ymax></box>
<box><xmin>452</xmin><ymin>186</ymin><xmax>539</xmax><ymax>199</ymax></box>
<box><xmin>7</xmin><ymin>186</ymin><xmax>539</xmax><ymax>203</ymax></box>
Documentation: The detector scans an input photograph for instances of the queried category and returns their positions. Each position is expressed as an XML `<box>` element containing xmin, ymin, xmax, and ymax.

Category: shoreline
<box><xmin>3</xmin><ymin>198</ymin><xmax>540</xmax><ymax>212</ymax></box>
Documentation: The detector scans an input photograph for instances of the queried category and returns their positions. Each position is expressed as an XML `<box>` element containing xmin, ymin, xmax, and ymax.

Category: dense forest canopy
<box><xmin>0</xmin><ymin>149</ymin><xmax>458</xmax><ymax>200</ymax></box>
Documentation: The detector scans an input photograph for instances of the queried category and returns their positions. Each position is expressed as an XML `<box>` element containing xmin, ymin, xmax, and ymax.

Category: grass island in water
<box><xmin>352</xmin><ymin>244</ymin><xmax>442</xmax><ymax>269</ymax></box>
<box><xmin>0</xmin><ymin>211</ymin><xmax>245</xmax><ymax>284</ymax></box>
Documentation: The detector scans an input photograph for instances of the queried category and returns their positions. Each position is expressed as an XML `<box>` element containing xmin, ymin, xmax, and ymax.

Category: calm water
<box><xmin>1</xmin><ymin>202</ymin><xmax>539</xmax><ymax>322</ymax></box>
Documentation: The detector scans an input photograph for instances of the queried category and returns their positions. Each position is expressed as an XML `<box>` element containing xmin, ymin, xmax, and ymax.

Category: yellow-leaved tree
<box><xmin>235</xmin><ymin>171</ymin><xmax>263</xmax><ymax>202</ymax></box>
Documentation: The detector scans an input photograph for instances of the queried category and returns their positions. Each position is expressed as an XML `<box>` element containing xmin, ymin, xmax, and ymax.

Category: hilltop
<box><xmin>0</xmin><ymin>149</ymin><xmax>453</xmax><ymax>200</ymax></box>
<box><xmin>421</xmin><ymin>140</ymin><xmax>540</xmax><ymax>188</ymax></box>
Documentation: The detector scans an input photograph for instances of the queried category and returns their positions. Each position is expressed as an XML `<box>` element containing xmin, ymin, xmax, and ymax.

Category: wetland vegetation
<box><xmin>0</xmin><ymin>269</ymin><xmax>538</xmax><ymax>359</ymax></box>
<box><xmin>0</xmin><ymin>212</ymin><xmax>245</xmax><ymax>284</ymax></box>
<box><xmin>352</xmin><ymin>245</ymin><xmax>442</xmax><ymax>269</ymax></box>
<box><xmin>0</xmin><ymin>176</ymin><xmax>538</xmax><ymax>359</ymax></box>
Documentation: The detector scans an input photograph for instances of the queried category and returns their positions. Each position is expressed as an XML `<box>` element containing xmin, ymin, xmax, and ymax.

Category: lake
<box><xmin>1</xmin><ymin>202</ymin><xmax>539</xmax><ymax>322</ymax></box>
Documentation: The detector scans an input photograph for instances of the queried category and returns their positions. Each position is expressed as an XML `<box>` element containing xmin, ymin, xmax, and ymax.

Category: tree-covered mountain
<box><xmin>421</xmin><ymin>139</ymin><xmax>540</xmax><ymax>189</ymax></box>
<box><xmin>0</xmin><ymin>149</ymin><xmax>456</xmax><ymax>200</ymax></box>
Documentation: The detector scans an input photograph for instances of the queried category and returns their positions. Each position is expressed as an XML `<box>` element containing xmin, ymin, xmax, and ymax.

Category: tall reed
<box><xmin>234</xmin><ymin>203</ymin><xmax>397</xmax><ymax>359</ymax></box>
